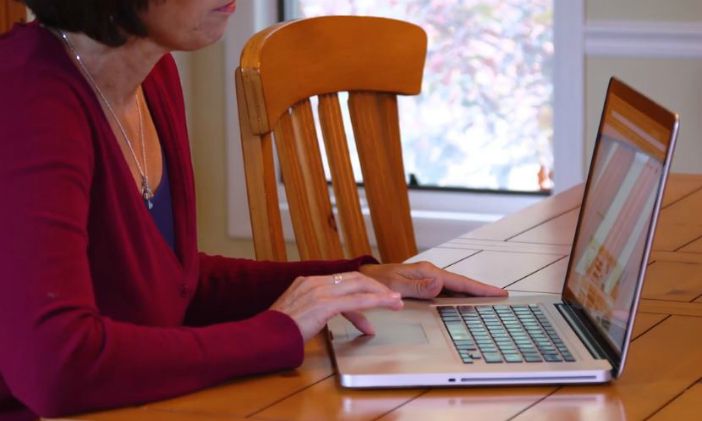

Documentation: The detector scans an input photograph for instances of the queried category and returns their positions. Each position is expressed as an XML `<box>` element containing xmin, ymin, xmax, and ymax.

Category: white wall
<box><xmin>584</xmin><ymin>3</ymin><xmax>702</xmax><ymax>174</ymax></box>
<box><xmin>182</xmin><ymin>1</ymin><xmax>281</xmax><ymax>258</ymax></box>
<box><xmin>587</xmin><ymin>0</ymin><xmax>702</xmax><ymax>22</ymax></box>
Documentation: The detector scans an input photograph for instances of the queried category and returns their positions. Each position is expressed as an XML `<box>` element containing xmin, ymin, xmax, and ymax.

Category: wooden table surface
<box><xmin>56</xmin><ymin>173</ymin><xmax>702</xmax><ymax>421</ymax></box>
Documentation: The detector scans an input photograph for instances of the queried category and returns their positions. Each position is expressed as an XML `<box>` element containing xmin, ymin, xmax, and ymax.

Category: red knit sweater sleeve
<box><xmin>185</xmin><ymin>253</ymin><xmax>378</xmax><ymax>325</ymax></box>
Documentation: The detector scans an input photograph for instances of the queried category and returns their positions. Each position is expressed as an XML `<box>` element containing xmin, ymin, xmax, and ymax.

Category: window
<box><xmin>285</xmin><ymin>0</ymin><xmax>554</xmax><ymax>193</ymax></box>
<box><xmin>226</xmin><ymin>1</ymin><xmax>585</xmax><ymax>248</ymax></box>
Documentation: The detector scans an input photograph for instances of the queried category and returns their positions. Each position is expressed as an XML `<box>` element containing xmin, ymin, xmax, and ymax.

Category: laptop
<box><xmin>327</xmin><ymin>77</ymin><xmax>679</xmax><ymax>387</ymax></box>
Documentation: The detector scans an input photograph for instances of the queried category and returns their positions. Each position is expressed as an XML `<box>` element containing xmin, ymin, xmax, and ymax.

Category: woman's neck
<box><xmin>64</xmin><ymin>32</ymin><xmax>167</xmax><ymax>108</ymax></box>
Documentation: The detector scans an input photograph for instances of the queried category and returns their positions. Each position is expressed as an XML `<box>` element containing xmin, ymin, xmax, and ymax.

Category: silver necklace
<box><xmin>56</xmin><ymin>30</ymin><xmax>155</xmax><ymax>209</ymax></box>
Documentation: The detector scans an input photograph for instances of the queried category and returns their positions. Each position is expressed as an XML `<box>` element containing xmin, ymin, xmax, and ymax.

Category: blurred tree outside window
<box><xmin>286</xmin><ymin>0</ymin><xmax>554</xmax><ymax>193</ymax></box>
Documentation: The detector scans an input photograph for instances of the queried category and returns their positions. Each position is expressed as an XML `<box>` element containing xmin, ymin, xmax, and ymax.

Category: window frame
<box><xmin>225</xmin><ymin>0</ymin><xmax>585</xmax><ymax>250</ymax></box>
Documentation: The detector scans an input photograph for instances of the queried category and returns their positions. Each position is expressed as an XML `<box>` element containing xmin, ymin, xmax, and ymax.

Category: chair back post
<box><xmin>235</xmin><ymin>68</ymin><xmax>287</xmax><ymax>261</ymax></box>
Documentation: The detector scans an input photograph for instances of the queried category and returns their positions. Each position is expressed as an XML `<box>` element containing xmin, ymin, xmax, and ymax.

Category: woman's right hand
<box><xmin>270</xmin><ymin>271</ymin><xmax>404</xmax><ymax>342</ymax></box>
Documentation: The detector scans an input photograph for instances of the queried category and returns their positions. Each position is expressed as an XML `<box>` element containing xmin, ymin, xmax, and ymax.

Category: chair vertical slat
<box><xmin>318</xmin><ymin>94</ymin><xmax>372</xmax><ymax>258</ymax></box>
<box><xmin>1</xmin><ymin>1</ymin><xmax>25</xmax><ymax>34</ymax></box>
<box><xmin>274</xmin><ymin>100</ymin><xmax>344</xmax><ymax>260</ymax></box>
<box><xmin>236</xmin><ymin>68</ymin><xmax>287</xmax><ymax>261</ymax></box>
<box><xmin>349</xmin><ymin>92</ymin><xmax>417</xmax><ymax>263</ymax></box>
<box><xmin>237</xmin><ymin>16</ymin><xmax>426</xmax><ymax>263</ymax></box>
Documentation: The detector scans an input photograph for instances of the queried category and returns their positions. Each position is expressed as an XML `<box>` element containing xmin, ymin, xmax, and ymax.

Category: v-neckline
<box><xmin>41</xmin><ymin>24</ymin><xmax>191</xmax><ymax>272</ymax></box>
<box><xmin>139</xmin><ymin>79</ymin><xmax>187</xmax><ymax>269</ymax></box>
<box><xmin>57</xmin><ymin>43</ymin><xmax>186</xmax><ymax>269</ymax></box>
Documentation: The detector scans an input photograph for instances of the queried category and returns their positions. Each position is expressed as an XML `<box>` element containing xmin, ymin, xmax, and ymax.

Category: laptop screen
<box><xmin>562</xmin><ymin>78</ymin><xmax>677</xmax><ymax>355</ymax></box>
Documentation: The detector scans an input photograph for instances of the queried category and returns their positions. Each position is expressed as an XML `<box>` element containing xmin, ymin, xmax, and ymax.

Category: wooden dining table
<box><xmin>55</xmin><ymin>172</ymin><xmax>702</xmax><ymax>421</ymax></box>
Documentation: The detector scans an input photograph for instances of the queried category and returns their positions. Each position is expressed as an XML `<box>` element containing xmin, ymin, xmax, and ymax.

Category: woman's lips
<box><xmin>214</xmin><ymin>1</ymin><xmax>236</xmax><ymax>14</ymax></box>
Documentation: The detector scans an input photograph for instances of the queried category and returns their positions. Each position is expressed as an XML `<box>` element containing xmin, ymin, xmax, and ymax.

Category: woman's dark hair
<box><xmin>23</xmin><ymin>0</ymin><xmax>151</xmax><ymax>47</ymax></box>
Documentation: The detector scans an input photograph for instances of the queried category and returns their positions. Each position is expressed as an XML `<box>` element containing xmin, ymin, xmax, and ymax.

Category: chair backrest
<box><xmin>1</xmin><ymin>0</ymin><xmax>26</xmax><ymax>34</ymax></box>
<box><xmin>236</xmin><ymin>16</ymin><xmax>426</xmax><ymax>263</ymax></box>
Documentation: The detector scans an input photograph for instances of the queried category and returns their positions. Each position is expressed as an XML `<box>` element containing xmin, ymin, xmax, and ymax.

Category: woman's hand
<box><xmin>359</xmin><ymin>261</ymin><xmax>508</xmax><ymax>299</ymax></box>
<box><xmin>270</xmin><ymin>271</ymin><xmax>404</xmax><ymax>342</ymax></box>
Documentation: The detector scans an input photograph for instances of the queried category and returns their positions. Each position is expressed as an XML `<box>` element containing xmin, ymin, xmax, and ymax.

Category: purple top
<box><xmin>147</xmin><ymin>155</ymin><xmax>176</xmax><ymax>251</ymax></box>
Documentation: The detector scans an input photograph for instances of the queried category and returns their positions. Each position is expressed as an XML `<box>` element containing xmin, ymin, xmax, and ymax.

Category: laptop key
<box><xmin>504</xmin><ymin>354</ymin><xmax>523</xmax><ymax>363</ymax></box>
<box><xmin>483</xmin><ymin>353</ymin><xmax>503</xmax><ymax>363</ymax></box>
<box><xmin>443</xmin><ymin>304</ymin><xmax>578</xmax><ymax>367</ymax></box>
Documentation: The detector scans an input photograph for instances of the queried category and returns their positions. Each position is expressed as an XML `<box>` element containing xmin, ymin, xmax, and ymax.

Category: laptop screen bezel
<box><xmin>560</xmin><ymin>77</ymin><xmax>679</xmax><ymax>377</ymax></box>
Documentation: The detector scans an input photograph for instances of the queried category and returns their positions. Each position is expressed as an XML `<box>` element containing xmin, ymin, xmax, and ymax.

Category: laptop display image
<box><xmin>327</xmin><ymin>77</ymin><xmax>679</xmax><ymax>387</ymax></box>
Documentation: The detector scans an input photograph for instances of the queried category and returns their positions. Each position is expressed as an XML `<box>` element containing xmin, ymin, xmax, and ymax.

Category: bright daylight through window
<box><xmin>286</xmin><ymin>0</ymin><xmax>554</xmax><ymax>193</ymax></box>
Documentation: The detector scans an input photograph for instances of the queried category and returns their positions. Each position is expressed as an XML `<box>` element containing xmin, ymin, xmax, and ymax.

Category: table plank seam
<box><xmin>505</xmin><ymin>290</ymin><xmax>559</xmax><ymax>295</ymax></box>
<box><xmin>639</xmin><ymin>301</ymin><xmax>702</xmax><ymax>318</ymax></box>
<box><xmin>642</xmin><ymin>376</ymin><xmax>702</xmax><ymax>420</ymax></box>
<box><xmin>502</xmin><ymin>255</ymin><xmax>568</xmax><ymax>290</ymax></box>
<box><xmin>505</xmin><ymin>387</ymin><xmax>561</xmax><ymax>421</ymax></box>
<box><xmin>139</xmin><ymin>406</ymin><xmax>233</xmax><ymax>420</ymax></box>
<box><xmin>244</xmin><ymin>374</ymin><xmax>335</xmax><ymax>418</ymax></box>
<box><xmin>662</xmin><ymin>185</ymin><xmax>702</xmax><ymax>210</ymax></box>
<box><xmin>641</xmin><ymin>297</ymin><xmax>699</xmax><ymax>304</ymax></box>
<box><xmin>370</xmin><ymin>389</ymin><xmax>429</xmax><ymax>421</ymax></box>
<box><xmin>452</xmin><ymin>238</ymin><xmax>568</xmax><ymax>247</ymax></box>
<box><xmin>500</xmin><ymin>240</ymin><xmax>571</xmax><ymax>247</ymax></box>
<box><xmin>674</xmin><ymin>233</ymin><xmax>702</xmax><ymax>252</ymax></box>
<box><xmin>503</xmin><ymin>207</ymin><xmax>580</xmax><ymax>242</ymax></box>
<box><xmin>632</xmin><ymin>315</ymin><xmax>671</xmax><ymax>341</ymax></box>
<box><xmin>442</xmin><ymin>249</ymin><xmax>484</xmax><ymax>270</ymax></box>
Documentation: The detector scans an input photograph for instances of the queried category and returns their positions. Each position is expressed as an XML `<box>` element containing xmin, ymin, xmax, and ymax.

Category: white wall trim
<box><xmin>553</xmin><ymin>0</ymin><xmax>586</xmax><ymax>193</ymax></box>
<box><xmin>224</xmin><ymin>1</ymin><xmax>279</xmax><ymax>241</ymax></box>
<box><xmin>586</xmin><ymin>21</ymin><xmax>702</xmax><ymax>59</ymax></box>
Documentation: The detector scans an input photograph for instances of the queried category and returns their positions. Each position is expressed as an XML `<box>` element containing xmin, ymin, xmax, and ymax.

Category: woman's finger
<box><xmin>378</xmin><ymin>262</ymin><xmax>506</xmax><ymax>298</ymax></box>
<box><xmin>327</xmin><ymin>292</ymin><xmax>404</xmax><ymax>316</ymax></box>
<box><xmin>441</xmin><ymin>271</ymin><xmax>507</xmax><ymax>296</ymax></box>
<box><xmin>323</xmin><ymin>272</ymin><xmax>393</xmax><ymax>297</ymax></box>
<box><xmin>342</xmin><ymin>311</ymin><xmax>375</xmax><ymax>335</ymax></box>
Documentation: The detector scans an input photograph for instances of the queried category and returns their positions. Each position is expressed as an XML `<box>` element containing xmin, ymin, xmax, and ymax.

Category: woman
<box><xmin>0</xmin><ymin>1</ymin><xmax>506</xmax><ymax>419</ymax></box>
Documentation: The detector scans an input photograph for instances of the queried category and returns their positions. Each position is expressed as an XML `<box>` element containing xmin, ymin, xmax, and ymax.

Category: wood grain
<box><xmin>58</xmin><ymin>174</ymin><xmax>702</xmax><ymax>420</ymax></box>
<box><xmin>147</xmin><ymin>336</ymin><xmax>334</xmax><ymax>417</ymax></box>
<box><xmin>516</xmin><ymin>316</ymin><xmax>702</xmax><ymax>420</ymax></box>
<box><xmin>649</xmin><ymin>381</ymin><xmax>702</xmax><ymax>421</ymax></box>
<box><xmin>0</xmin><ymin>0</ymin><xmax>25</xmax><ymax>35</ymax></box>
<box><xmin>253</xmin><ymin>377</ymin><xmax>423</xmax><ymax>421</ymax></box>
<box><xmin>318</xmin><ymin>93</ymin><xmax>371</xmax><ymax>258</ymax></box>
<box><xmin>465</xmin><ymin>185</ymin><xmax>583</xmax><ymax>242</ymax></box>
<box><xmin>236</xmin><ymin>16</ymin><xmax>424</xmax><ymax>262</ymax></box>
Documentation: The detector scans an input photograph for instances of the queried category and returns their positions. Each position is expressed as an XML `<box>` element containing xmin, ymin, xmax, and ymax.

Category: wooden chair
<box><xmin>1</xmin><ymin>0</ymin><xmax>26</xmax><ymax>34</ymax></box>
<box><xmin>235</xmin><ymin>16</ymin><xmax>426</xmax><ymax>263</ymax></box>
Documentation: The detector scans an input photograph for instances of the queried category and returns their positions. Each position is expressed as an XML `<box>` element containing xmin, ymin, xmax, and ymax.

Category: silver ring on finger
<box><xmin>331</xmin><ymin>273</ymin><xmax>343</xmax><ymax>286</ymax></box>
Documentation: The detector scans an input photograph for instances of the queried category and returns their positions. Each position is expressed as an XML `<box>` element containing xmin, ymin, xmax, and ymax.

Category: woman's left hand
<box><xmin>359</xmin><ymin>261</ymin><xmax>508</xmax><ymax>299</ymax></box>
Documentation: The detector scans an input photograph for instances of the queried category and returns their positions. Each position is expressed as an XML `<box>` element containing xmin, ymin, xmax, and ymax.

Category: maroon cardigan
<box><xmin>0</xmin><ymin>23</ymin><xmax>373</xmax><ymax>419</ymax></box>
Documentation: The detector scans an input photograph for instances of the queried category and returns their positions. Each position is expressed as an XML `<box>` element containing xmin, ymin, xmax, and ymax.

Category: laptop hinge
<box><xmin>555</xmin><ymin>303</ymin><xmax>610</xmax><ymax>363</ymax></box>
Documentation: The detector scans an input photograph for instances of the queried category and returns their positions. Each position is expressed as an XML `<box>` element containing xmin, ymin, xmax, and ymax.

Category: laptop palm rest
<box><xmin>341</xmin><ymin>323</ymin><xmax>429</xmax><ymax>348</ymax></box>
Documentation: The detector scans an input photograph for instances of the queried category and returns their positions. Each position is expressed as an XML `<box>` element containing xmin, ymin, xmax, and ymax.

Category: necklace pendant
<box><xmin>141</xmin><ymin>176</ymin><xmax>154</xmax><ymax>209</ymax></box>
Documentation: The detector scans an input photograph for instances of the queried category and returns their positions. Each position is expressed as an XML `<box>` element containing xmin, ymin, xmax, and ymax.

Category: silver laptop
<box><xmin>327</xmin><ymin>77</ymin><xmax>679</xmax><ymax>387</ymax></box>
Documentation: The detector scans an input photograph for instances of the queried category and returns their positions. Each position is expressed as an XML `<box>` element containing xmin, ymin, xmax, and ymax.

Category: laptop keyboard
<box><xmin>437</xmin><ymin>304</ymin><xmax>576</xmax><ymax>364</ymax></box>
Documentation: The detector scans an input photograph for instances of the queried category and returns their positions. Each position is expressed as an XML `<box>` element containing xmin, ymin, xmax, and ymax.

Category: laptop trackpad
<box><xmin>345</xmin><ymin>323</ymin><xmax>428</xmax><ymax>346</ymax></box>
